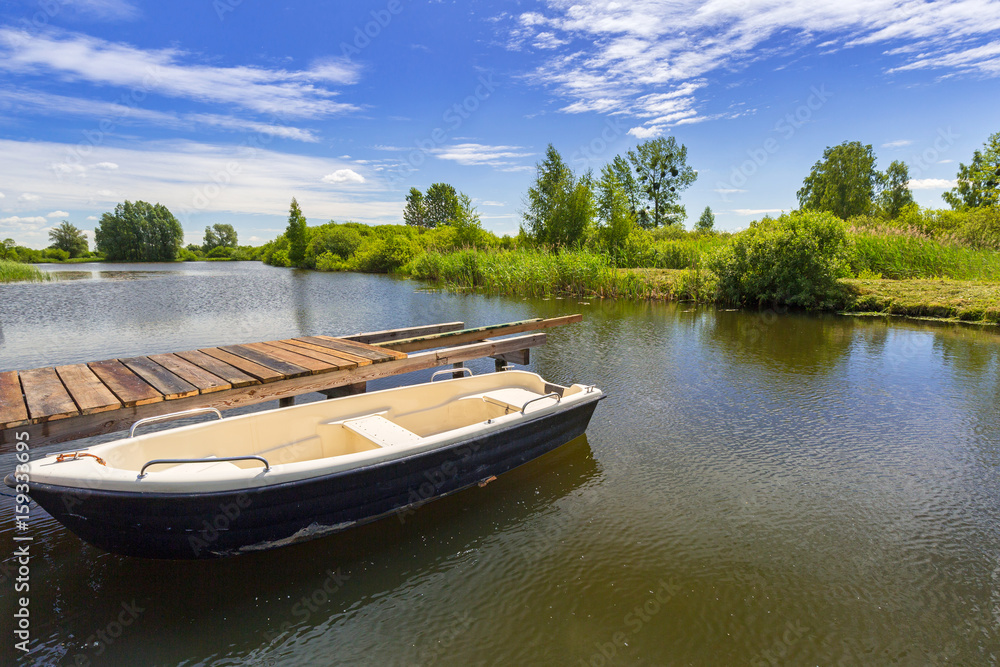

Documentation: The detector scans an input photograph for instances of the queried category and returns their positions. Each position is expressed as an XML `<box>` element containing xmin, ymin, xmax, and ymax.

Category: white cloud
<box><xmin>714</xmin><ymin>188</ymin><xmax>747</xmax><ymax>194</ymax></box>
<box><xmin>0</xmin><ymin>90</ymin><xmax>321</xmax><ymax>143</ymax></box>
<box><xmin>0</xmin><ymin>138</ymin><xmax>402</xmax><ymax>229</ymax></box>
<box><xmin>510</xmin><ymin>0</ymin><xmax>1000</xmax><ymax>134</ymax></box>
<box><xmin>92</xmin><ymin>162</ymin><xmax>119</xmax><ymax>170</ymax></box>
<box><xmin>909</xmin><ymin>178</ymin><xmax>957</xmax><ymax>189</ymax></box>
<box><xmin>46</xmin><ymin>211</ymin><xmax>70</xmax><ymax>218</ymax></box>
<box><xmin>86</xmin><ymin>215</ymin><xmax>98</xmax><ymax>221</ymax></box>
<box><xmin>732</xmin><ymin>208</ymin><xmax>786</xmax><ymax>215</ymax></box>
<box><xmin>533</xmin><ymin>32</ymin><xmax>568</xmax><ymax>49</ymax></box>
<box><xmin>0</xmin><ymin>29</ymin><xmax>360</xmax><ymax>118</ymax></box>
<box><xmin>628</xmin><ymin>125</ymin><xmax>664</xmax><ymax>139</ymax></box>
<box><xmin>0</xmin><ymin>216</ymin><xmax>48</xmax><ymax>230</ymax></box>
<box><xmin>321</xmin><ymin>169</ymin><xmax>365</xmax><ymax>184</ymax></box>
<box><xmin>0</xmin><ymin>192</ymin><xmax>4</xmax><ymax>199</ymax></box>
<box><xmin>18</xmin><ymin>193</ymin><xmax>40</xmax><ymax>202</ymax></box>
<box><xmin>66</xmin><ymin>0</ymin><xmax>140</xmax><ymax>21</ymax></box>
<box><xmin>477</xmin><ymin>200</ymin><xmax>507</xmax><ymax>207</ymax></box>
<box><xmin>882</xmin><ymin>139</ymin><xmax>913</xmax><ymax>148</ymax></box>
<box><xmin>430</xmin><ymin>143</ymin><xmax>535</xmax><ymax>170</ymax></box>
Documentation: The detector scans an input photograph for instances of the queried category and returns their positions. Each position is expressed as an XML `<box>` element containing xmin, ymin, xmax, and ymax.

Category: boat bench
<box><xmin>480</xmin><ymin>388</ymin><xmax>556</xmax><ymax>414</ymax></box>
<box><xmin>342</xmin><ymin>415</ymin><xmax>422</xmax><ymax>448</ymax></box>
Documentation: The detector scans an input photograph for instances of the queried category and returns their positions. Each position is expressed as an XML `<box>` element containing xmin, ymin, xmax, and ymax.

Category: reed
<box><xmin>850</xmin><ymin>230</ymin><xmax>1000</xmax><ymax>281</ymax></box>
<box><xmin>0</xmin><ymin>259</ymin><xmax>50</xmax><ymax>283</ymax></box>
<box><xmin>405</xmin><ymin>248</ymin><xmax>668</xmax><ymax>298</ymax></box>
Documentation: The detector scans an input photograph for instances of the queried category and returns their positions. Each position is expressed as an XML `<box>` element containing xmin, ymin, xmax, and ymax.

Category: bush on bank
<box><xmin>707</xmin><ymin>211</ymin><xmax>853</xmax><ymax>308</ymax></box>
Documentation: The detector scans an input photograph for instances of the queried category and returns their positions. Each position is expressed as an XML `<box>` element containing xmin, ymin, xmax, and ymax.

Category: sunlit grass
<box><xmin>850</xmin><ymin>229</ymin><xmax>1000</xmax><ymax>281</ymax></box>
<box><xmin>0</xmin><ymin>259</ymin><xmax>50</xmax><ymax>283</ymax></box>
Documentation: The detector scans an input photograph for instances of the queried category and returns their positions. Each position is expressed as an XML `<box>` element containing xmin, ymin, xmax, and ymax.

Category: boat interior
<box><xmin>91</xmin><ymin>371</ymin><xmax>591</xmax><ymax>475</ymax></box>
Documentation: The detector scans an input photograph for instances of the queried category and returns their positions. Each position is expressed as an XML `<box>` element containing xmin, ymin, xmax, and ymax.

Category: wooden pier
<box><xmin>0</xmin><ymin>315</ymin><xmax>581</xmax><ymax>450</ymax></box>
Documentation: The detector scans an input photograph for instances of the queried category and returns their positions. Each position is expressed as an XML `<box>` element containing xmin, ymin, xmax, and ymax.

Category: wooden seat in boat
<box><xmin>480</xmin><ymin>388</ymin><xmax>550</xmax><ymax>413</ymax></box>
<box><xmin>343</xmin><ymin>415</ymin><xmax>422</xmax><ymax>448</ymax></box>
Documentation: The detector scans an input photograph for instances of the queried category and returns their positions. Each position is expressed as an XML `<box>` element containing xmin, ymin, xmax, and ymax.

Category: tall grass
<box><xmin>0</xmin><ymin>259</ymin><xmax>50</xmax><ymax>283</ymax></box>
<box><xmin>405</xmin><ymin>248</ymin><xmax>657</xmax><ymax>298</ymax></box>
<box><xmin>851</xmin><ymin>229</ymin><xmax>1000</xmax><ymax>281</ymax></box>
<box><xmin>622</xmin><ymin>233</ymin><xmax>729</xmax><ymax>269</ymax></box>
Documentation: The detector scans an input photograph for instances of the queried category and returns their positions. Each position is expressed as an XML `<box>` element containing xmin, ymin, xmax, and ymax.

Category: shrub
<box><xmin>178</xmin><ymin>248</ymin><xmax>199</xmax><ymax>261</ymax></box>
<box><xmin>44</xmin><ymin>248</ymin><xmax>70</xmax><ymax>261</ymax></box>
<box><xmin>269</xmin><ymin>248</ymin><xmax>291</xmax><ymax>267</ymax></box>
<box><xmin>207</xmin><ymin>246</ymin><xmax>233</xmax><ymax>258</ymax></box>
<box><xmin>306</xmin><ymin>225</ymin><xmax>363</xmax><ymax>266</ymax></box>
<box><xmin>315</xmin><ymin>251</ymin><xmax>349</xmax><ymax>271</ymax></box>
<box><xmin>708</xmin><ymin>210</ymin><xmax>852</xmax><ymax>308</ymax></box>
<box><xmin>350</xmin><ymin>235</ymin><xmax>416</xmax><ymax>273</ymax></box>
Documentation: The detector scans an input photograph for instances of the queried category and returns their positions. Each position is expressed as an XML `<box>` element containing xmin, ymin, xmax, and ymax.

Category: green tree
<box><xmin>285</xmin><ymin>198</ymin><xmax>308</xmax><ymax>267</ymax></box>
<box><xmin>424</xmin><ymin>183</ymin><xmax>462</xmax><ymax>227</ymax></box>
<box><xmin>202</xmin><ymin>225</ymin><xmax>219</xmax><ymax>251</ymax></box>
<box><xmin>202</xmin><ymin>223</ymin><xmax>237</xmax><ymax>251</ymax></box>
<box><xmin>523</xmin><ymin>144</ymin><xmax>572</xmax><ymax>243</ymax></box>
<box><xmin>1</xmin><ymin>238</ymin><xmax>16</xmax><ymax>260</ymax></box>
<box><xmin>696</xmin><ymin>206</ymin><xmax>715</xmax><ymax>233</ymax></box>
<box><xmin>552</xmin><ymin>172</ymin><xmax>594</xmax><ymax>249</ymax></box>
<box><xmin>47</xmin><ymin>220</ymin><xmax>88</xmax><ymax>257</ymax></box>
<box><xmin>403</xmin><ymin>187</ymin><xmax>428</xmax><ymax>227</ymax></box>
<box><xmin>627</xmin><ymin>137</ymin><xmax>697</xmax><ymax>228</ymax></box>
<box><xmin>95</xmin><ymin>201</ymin><xmax>183</xmax><ymax>261</ymax></box>
<box><xmin>875</xmin><ymin>160</ymin><xmax>914</xmax><ymax>219</ymax></box>
<box><xmin>797</xmin><ymin>141</ymin><xmax>880</xmax><ymax>219</ymax></box>
<box><xmin>943</xmin><ymin>131</ymin><xmax>1000</xmax><ymax>210</ymax></box>
<box><xmin>522</xmin><ymin>144</ymin><xmax>593</xmax><ymax>247</ymax></box>
<box><xmin>596</xmin><ymin>164</ymin><xmax>635</xmax><ymax>260</ymax></box>
<box><xmin>451</xmin><ymin>193</ymin><xmax>486</xmax><ymax>247</ymax></box>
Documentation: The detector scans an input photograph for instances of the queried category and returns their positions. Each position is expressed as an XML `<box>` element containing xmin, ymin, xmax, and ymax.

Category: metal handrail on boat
<box><xmin>521</xmin><ymin>392</ymin><xmax>561</xmax><ymax>413</ymax></box>
<box><xmin>430</xmin><ymin>367</ymin><xmax>474</xmax><ymax>381</ymax></box>
<box><xmin>138</xmin><ymin>455</ymin><xmax>270</xmax><ymax>478</ymax></box>
<box><xmin>129</xmin><ymin>408</ymin><xmax>223</xmax><ymax>438</ymax></box>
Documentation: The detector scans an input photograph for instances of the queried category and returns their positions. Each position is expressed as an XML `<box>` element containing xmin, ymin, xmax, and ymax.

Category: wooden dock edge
<box><xmin>0</xmin><ymin>333</ymin><xmax>549</xmax><ymax>449</ymax></box>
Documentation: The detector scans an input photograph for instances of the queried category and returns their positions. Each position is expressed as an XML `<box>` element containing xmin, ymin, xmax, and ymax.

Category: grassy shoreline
<box><xmin>0</xmin><ymin>259</ymin><xmax>50</xmax><ymax>283</ymax></box>
<box><xmin>403</xmin><ymin>250</ymin><xmax>1000</xmax><ymax>325</ymax></box>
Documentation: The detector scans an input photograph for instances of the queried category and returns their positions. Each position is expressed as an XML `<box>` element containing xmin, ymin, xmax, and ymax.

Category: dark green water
<box><xmin>1</xmin><ymin>262</ymin><xmax>998</xmax><ymax>665</ymax></box>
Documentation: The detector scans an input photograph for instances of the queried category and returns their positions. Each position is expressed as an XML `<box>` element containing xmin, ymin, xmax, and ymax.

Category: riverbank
<box><xmin>844</xmin><ymin>277</ymin><xmax>1000</xmax><ymax>323</ymax></box>
<box><xmin>404</xmin><ymin>256</ymin><xmax>1000</xmax><ymax>325</ymax></box>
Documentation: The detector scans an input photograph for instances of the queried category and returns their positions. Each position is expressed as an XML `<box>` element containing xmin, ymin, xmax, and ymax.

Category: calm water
<box><xmin>1</xmin><ymin>262</ymin><xmax>998</xmax><ymax>665</ymax></box>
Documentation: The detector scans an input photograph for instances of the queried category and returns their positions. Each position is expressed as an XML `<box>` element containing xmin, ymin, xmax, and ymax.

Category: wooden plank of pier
<box><xmin>121</xmin><ymin>357</ymin><xmax>199</xmax><ymax>400</ymax></box>
<box><xmin>19</xmin><ymin>367</ymin><xmax>79</xmax><ymax>423</ymax></box>
<box><xmin>89</xmin><ymin>360</ymin><xmax>163</xmax><ymax>407</ymax></box>
<box><xmin>197</xmin><ymin>348</ymin><xmax>285</xmax><ymax>383</ymax></box>
<box><xmin>55</xmin><ymin>364</ymin><xmax>122</xmax><ymax>415</ymax></box>
<box><xmin>174</xmin><ymin>350</ymin><xmax>257</xmax><ymax>388</ymax></box>
<box><xmin>0</xmin><ymin>372</ymin><xmax>30</xmax><ymax>428</ymax></box>
<box><xmin>0</xmin><ymin>316</ymin><xmax>581</xmax><ymax>448</ymax></box>
<box><xmin>342</xmin><ymin>322</ymin><xmax>464</xmax><ymax>345</ymax></box>
<box><xmin>378</xmin><ymin>314</ymin><xmax>583</xmax><ymax>353</ymax></box>
<box><xmin>147</xmin><ymin>354</ymin><xmax>232</xmax><ymax>394</ymax></box>
<box><xmin>266</xmin><ymin>340</ymin><xmax>360</xmax><ymax>370</ymax></box>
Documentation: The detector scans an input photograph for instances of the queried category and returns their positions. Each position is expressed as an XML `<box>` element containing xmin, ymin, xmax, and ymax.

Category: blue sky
<box><xmin>1</xmin><ymin>0</ymin><xmax>998</xmax><ymax>248</ymax></box>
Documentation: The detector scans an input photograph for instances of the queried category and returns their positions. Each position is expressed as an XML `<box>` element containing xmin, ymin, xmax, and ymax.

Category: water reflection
<box><xmin>11</xmin><ymin>436</ymin><xmax>600</xmax><ymax>665</ymax></box>
<box><xmin>1</xmin><ymin>263</ymin><xmax>999</xmax><ymax>664</ymax></box>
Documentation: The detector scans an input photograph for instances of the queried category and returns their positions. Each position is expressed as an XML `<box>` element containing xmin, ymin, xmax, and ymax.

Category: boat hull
<box><xmin>15</xmin><ymin>399</ymin><xmax>600</xmax><ymax>559</ymax></box>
